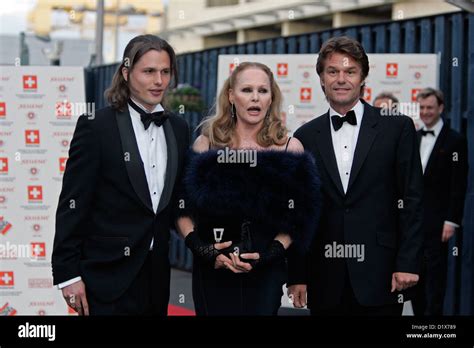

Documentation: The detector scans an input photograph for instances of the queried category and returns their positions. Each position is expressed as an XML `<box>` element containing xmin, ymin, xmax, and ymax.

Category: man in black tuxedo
<box><xmin>287</xmin><ymin>36</ymin><xmax>423</xmax><ymax>315</ymax></box>
<box><xmin>412</xmin><ymin>88</ymin><xmax>468</xmax><ymax>315</ymax></box>
<box><xmin>52</xmin><ymin>35</ymin><xmax>190</xmax><ymax>315</ymax></box>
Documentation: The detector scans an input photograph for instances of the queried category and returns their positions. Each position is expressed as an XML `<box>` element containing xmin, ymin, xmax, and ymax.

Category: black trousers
<box><xmin>87</xmin><ymin>252</ymin><xmax>167</xmax><ymax>315</ymax></box>
<box><xmin>412</xmin><ymin>244</ymin><xmax>448</xmax><ymax>316</ymax></box>
<box><xmin>311</xmin><ymin>267</ymin><xmax>403</xmax><ymax>316</ymax></box>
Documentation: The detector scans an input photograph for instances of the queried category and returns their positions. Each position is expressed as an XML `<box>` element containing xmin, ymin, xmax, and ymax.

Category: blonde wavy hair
<box><xmin>200</xmin><ymin>62</ymin><xmax>287</xmax><ymax>148</ymax></box>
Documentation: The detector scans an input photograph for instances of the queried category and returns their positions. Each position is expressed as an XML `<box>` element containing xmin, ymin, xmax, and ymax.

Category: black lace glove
<box><xmin>247</xmin><ymin>240</ymin><xmax>286</xmax><ymax>270</ymax></box>
<box><xmin>184</xmin><ymin>231</ymin><xmax>220</xmax><ymax>263</ymax></box>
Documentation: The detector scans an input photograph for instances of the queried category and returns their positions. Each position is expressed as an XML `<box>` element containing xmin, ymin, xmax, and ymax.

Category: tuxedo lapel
<box><xmin>424</xmin><ymin>123</ymin><xmax>448</xmax><ymax>177</ymax></box>
<box><xmin>115</xmin><ymin>109</ymin><xmax>154</xmax><ymax>213</ymax></box>
<box><xmin>156</xmin><ymin>115</ymin><xmax>178</xmax><ymax>215</ymax></box>
<box><xmin>347</xmin><ymin>103</ymin><xmax>379</xmax><ymax>193</ymax></box>
<box><xmin>315</xmin><ymin>112</ymin><xmax>345</xmax><ymax>197</ymax></box>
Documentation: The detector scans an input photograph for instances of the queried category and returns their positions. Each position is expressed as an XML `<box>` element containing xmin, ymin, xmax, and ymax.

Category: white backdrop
<box><xmin>217</xmin><ymin>54</ymin><xmax>439</xmax><ymax>133</ymax></box>
<box><xmin>0</xmin><ymin>66</ymin><xmax>85</xmax><ymax>315</ymax></box>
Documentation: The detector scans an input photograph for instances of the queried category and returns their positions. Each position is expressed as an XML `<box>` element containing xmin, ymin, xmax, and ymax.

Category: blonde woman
<box><xmin>176</xmin><ymin>62</ymin><xmax>321</xmax><ymax>315</ymax></box>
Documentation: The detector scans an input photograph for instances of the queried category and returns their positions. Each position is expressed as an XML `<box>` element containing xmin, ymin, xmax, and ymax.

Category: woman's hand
<box><xmin>185</xmin><ymin>231</ymin><xmax>232</xmax><ymax>263</ymax></box>
<box><xmin>245</xmin><ymin>240</ymin><xmax>286</xmax><ymax>270</ymax></box>
<box><xmin>213</xmin><ymin>241</ymin><xmax>233</xmax><ymax>269</ymax></box>
<box><xmin>223</xmin><ymin>250</ymin><xmax>260</xmax><ymax>273</ymax></box>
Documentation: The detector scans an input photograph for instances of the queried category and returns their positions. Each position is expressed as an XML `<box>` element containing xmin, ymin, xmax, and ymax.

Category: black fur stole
<box><xmin>179</xmin><ymin>149</ymin><xmax>321</xmax><ymax>251</ymax></box>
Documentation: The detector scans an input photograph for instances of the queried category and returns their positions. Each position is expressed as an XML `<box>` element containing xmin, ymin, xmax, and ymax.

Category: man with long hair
<box><xmin>52</xmin><ymin>35</ymin><xmax>190</xmax><ymax>315</ymax></box>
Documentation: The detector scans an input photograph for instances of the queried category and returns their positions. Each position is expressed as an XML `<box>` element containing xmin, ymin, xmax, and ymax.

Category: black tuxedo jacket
<box><xmin>293</xmin><ymin>100</ymin><xmax>424</xmax><ymax>309</ymax></box>
<box><xmin>417</xmin><ymin>123</ymin><xmax>468</xmax><ymax>249</ymax></box>
<box><xmin>52</xmin><ymin>106</ymin><xmax>190</xmax><ymax>305</ymax></box>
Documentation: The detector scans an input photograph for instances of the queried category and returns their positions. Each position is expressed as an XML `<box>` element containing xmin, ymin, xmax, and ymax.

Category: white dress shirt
<box><xmin>419</xmin><ymin>118</ymin><xmax>443</xmax><ymax>174</ymax></box>
<box><xmin>129</xmin><ymin>98</ymin><xmax>168</xmax><ymax>218</ymax></box>
<box><xmin>329</xmin><ymin>100</ymin><xmax>364</xmax><ymax>194</ymax></box>
<box><xmin>58</xmin><ymin>99</ymin><xmax>168</xmax><ymax>289</ymax></box>
<box><xmin>419</xmin><ymin>118</ymin><xmax>458</xmax><ymax>228</ymax></box>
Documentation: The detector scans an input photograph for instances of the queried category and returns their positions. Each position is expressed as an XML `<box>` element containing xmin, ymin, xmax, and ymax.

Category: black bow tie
<box><xmin>128</xmin><ymin>99</ymin><xmax>168</xmax><ymax>130</ymax></box>
<box><xmin>331</xmin><ymin>110</ymin><xmax>357</xmax><ymax>131</ymax></box>
<box><xmin>421</xmin><ymin>129</ymin><xmax>435</xmax><ymax>136</ymax></box>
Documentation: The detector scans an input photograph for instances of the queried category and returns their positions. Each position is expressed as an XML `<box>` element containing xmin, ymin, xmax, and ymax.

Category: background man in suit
<box><xmin>287</xmin><ymin>36</ymin><xmax>423</xmax><ymax>315</ymax></box>
<box><xmin>373</xmin><ymin>91</ymin><xmax>399</xmax><ymax>109</ymax></box>
<box><xmin>413</xmin><ymin>87</ymin><xmax>468</xmax><ymax>315</ymax></box>
<box><xmin>52</xmin><ymin>35</ymin><xmax>190</xmax><ymax>315</ymax></box>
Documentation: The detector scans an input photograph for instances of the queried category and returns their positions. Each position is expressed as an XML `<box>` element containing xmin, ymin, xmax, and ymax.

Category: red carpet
<box><xmin>168</xmin><ymin>304</ymin><xmax>195</xmax><ymax>316</ymax></box>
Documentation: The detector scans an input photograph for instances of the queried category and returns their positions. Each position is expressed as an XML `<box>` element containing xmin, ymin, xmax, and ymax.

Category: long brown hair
<box><xmin>105</xmin><ymin>35</ymin><xmax>178</xmax><ymax>111</ymax></box>
<box><xmin>200</xmin><ymin>62</ymin><xmax>287</xmax><ymax>148</ymax></box>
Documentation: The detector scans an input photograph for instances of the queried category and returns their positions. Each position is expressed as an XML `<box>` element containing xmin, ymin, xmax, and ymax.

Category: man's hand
<box><xmin>391</xmin><ymin>272</ymin><xmax>419</xmax><ymax>292</ymax></box>
<box><xmin>441</xmin><ymin>223</ymin><xmax>456</xmax><ymax>242</ymax></box>
<box><xmin>62</xmin><ymin>280</ymin><xmax>89</xmax><ymax>316</ymax></box>
<box><xmin>287</xmin><ymin>284</ymin><xmax>307</xmax><ymax>308</ymax></box>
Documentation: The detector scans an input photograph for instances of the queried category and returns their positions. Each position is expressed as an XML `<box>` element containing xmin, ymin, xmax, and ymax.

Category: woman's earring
<box><xmin>231</xmin><ymin>103</ymin><xmax>236</xmax><ymax>119</ymax></box>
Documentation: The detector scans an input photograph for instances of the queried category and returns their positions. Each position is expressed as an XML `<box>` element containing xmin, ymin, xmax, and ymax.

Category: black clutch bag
<box><xmin>220</xmin><ymin>220</ymin><xmax>253</xmax><ymax>258</ymax></box>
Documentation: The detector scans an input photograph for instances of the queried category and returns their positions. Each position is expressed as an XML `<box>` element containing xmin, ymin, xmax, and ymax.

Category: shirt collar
<box><xmin>423</xmin><ymin>117</ymin><xmax>443</xmax><ymax>136</ymax></box>
<box><xmin>329</xmin><ymin>99</ymin><xmax>364</xmax><ymax>125</ymax></box>
<box><xmin>128</xmin><ymin>97</ymin><xmax>164</xmax><ymax>117</ymax></box>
